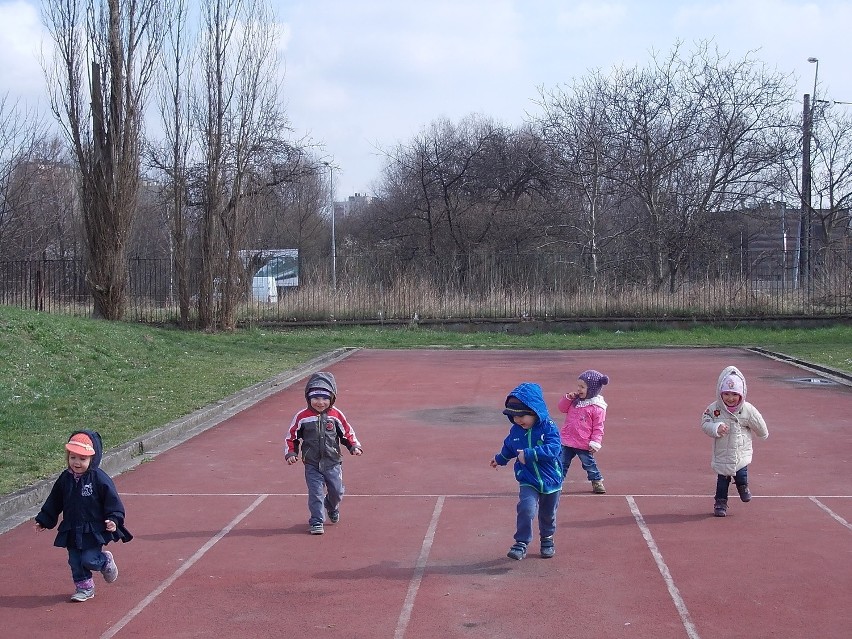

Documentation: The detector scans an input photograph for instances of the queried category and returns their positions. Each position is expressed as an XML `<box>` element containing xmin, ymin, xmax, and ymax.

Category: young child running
<box><xmin>558</xmin><ymin>369</ymin><xmax>610</xmax><ymax>494</ymax></box>
<box><xmin>490</xmin><ymin>382</ymin><xmax>563</xmax><ymax>560</ymax></box>
<box><xmin>701</xmin><ymin>365</ymin><xmax>769</xmax><ymax>517</ymax></box>
<box><xmin>34</xmin><ymin>430</ymin><xmax>133</xmax><ymax>602</ymax></box>
<box><xmin>285</xmin><ymin>371</ymin><xmax>363</xmax><ymax>535</ymax></box>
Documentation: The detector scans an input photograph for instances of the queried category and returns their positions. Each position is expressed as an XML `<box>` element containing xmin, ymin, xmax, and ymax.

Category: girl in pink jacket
<box><xmin>558</xmin><ymin>369</ymin><xmax>609</xmax><ymax>494</ymax></box>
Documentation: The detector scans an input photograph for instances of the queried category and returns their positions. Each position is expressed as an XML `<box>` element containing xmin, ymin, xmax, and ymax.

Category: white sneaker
<box><xmin>70</xmin><ymin>587</ymin><xmax>95</xmax><ymax>602</ymax></box>
<box><xmin>102</xmin><ymin>550</ymin><xmax>119</xmax><ymax>583</ymax></box>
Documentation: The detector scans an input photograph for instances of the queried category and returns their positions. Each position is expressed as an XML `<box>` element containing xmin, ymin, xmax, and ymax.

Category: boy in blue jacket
<box><xmin>490</xmin><ymin>382</ymin><xmax>564</xmax><ymax>560</ymax></box>
<box><xmin>35</xmin><ymin>430</ymin><xmax>132</xmax><ymax>602</ymax></box>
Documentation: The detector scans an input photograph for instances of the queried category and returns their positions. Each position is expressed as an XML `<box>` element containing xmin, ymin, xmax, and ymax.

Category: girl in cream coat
<box><xmin>701</xmin><ymin>365</ymin><xmax>769</xmax><ymax>517</ymax></box>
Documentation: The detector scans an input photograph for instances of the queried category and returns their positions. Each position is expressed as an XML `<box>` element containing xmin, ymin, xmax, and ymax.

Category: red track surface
<box><xmin>1</xmin><ymin>348</ymin><xmax>850</xmax><ymax>638</ymax></box>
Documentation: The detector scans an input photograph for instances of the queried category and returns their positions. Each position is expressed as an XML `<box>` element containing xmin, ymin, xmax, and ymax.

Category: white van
<box><xmin>251</xmin><ymin>276</ymin><xmax>278</xmax><ymax>303</ymax></box>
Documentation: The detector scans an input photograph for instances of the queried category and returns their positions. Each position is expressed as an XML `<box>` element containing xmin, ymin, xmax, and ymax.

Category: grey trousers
<box><xmin>304</xmin><ymin>463</ymin><xmax>344</xmax><ymax>525</ymax></box>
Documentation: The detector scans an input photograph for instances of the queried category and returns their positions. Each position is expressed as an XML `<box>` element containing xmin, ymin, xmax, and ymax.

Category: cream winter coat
<box><xmin>701</xmin><ymin>366</ymin><xmax>769</xmax><ymax>475</ymax></box>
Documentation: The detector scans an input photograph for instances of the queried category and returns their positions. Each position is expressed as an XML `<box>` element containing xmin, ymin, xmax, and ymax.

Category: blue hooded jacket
<box><xmin>493</xmin><ymin>382</ymin><xmax>564</xmax><ymax>494</ymax></box>
<box><xmin>35</xmin><ymin>429</ymin><xmax>133</xmax><ymax>549</ymax></box>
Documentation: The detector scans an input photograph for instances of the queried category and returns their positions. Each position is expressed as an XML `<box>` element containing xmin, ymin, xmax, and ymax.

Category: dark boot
<box><xmin>736</xmin><ymin>484</ymin><xmax>752</xmax><ymax>502</ymax></box>
<box><xmin>714</xmin><ymin>498</ymin><xmax>728</xmax><ymax>517</ymax></box>
<box><xmin>540</xmin><ymin>536</ymin><xmax>555</xmax><ymax>559</ymax></box>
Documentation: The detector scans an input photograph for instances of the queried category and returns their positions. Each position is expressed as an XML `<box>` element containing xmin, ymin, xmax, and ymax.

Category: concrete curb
<box><xmin>0</xmin><ymin>347</ymin><xmax>358</xmax><ymax>534</ymax></box>
<box><xmin>746</xmin><ymin>346</ymin><xmax>852</xmax><ymax>385</ymax></box>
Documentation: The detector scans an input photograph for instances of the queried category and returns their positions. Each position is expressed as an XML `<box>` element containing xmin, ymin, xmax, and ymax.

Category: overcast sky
<box><xmin>2</xmin><ymin>0</ymin><xmax>851</xmax><ymax>197</ymax></box>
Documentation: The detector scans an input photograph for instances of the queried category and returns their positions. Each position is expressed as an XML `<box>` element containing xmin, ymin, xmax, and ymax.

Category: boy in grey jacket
<box><xmin>285</xmin><ymin>372</ymin><xmax>363</xmax><ymax>534</ymax></box>
<box><xmin>701</xmin><ymin>365</ymin><xmax>769</xmax><ymax>517</ymax></box>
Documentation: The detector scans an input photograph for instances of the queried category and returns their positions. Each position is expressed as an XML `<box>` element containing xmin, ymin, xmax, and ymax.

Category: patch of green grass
<box><xmin>1</xmin><ymin>306</ymin><xmax>850</xmax><ymax>495</ymax></box>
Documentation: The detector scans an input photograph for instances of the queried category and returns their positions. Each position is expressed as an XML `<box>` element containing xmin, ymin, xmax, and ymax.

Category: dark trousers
<box><xmin>68</xmin><ymin>546</ymin><xmax>108</xmax><ymax>583</ymax></box>
<box><xmin>715</xmin><ymin>466</ymin><xmax>748</xmax><ymax>500</ymax></box>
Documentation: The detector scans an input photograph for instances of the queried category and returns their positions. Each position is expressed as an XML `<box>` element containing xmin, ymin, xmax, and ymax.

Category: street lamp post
<box><xmin>799</xmin><ymin>57</ymin><xmax>818</xmax><ymax>286</ymax></box>
<box><xmin>322</xmin><ymin>161</ymin><xmax>337</xmax><ymax>289</ymax></box>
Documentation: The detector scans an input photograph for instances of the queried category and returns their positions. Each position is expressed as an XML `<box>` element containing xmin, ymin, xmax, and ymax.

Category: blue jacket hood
<box><xmin>496</xmin><ymin>382</ymin><xmax>563</xmax><ymax>493</ymax></box>
<box><xmin>505</xmin><ymin>382</ymin><xmax>551</xmax><ymax>426</ymax></box>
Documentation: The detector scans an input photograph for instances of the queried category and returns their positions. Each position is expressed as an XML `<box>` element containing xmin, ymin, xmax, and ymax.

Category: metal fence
<box><xmin>2</xmin><ymin>248</ymin><xmax>850</xmax><ymax>326</ymax></box>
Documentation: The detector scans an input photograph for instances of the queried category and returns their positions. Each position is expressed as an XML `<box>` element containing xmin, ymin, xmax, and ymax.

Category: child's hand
<box><xmin>566</xmin><ymin>392</ymin><xmax>577</xmax><ymax>400</ymax></box>
<box><xmin>352</xmin><ymin>447</ymin><xmax>363</xmax><ymax>456</ymax></box>
<box><xmin>34</xmin><ymin>522</ymin><xmax>45</xmax><ymax>532</ymax></box>
<box><xmin>105</xmin><ymin>520</ymin><xmax>117</xmax><ymax>533</ymax></box>
<box><xmin>517</xmin><ymin>450</ymin><xmax>526</xmax><ymax>465</ymax></box>
<box><xmin>716</xmin><ymin>422</ymin><xmax>729</xmax><ymax>436</ymax></box>
<box><xmin>286</xmin><ymin>455</ymin><xmax>299</xmax><ymax>465</ymax></box>
<box><xmin>489</xmin><ymin>459</ymin><xmax>498</xmax><ymax>469</ymax></box>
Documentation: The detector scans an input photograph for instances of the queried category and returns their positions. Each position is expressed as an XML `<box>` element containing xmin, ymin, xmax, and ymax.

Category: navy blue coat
<box><xmin>35</xmin><ymin>430</ymin><xmax>133</xmax><ymax>549</ymax></box>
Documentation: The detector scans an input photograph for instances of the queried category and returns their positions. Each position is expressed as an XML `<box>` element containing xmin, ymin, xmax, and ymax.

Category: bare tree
<box><xmin>147</xmin><ymin>0</ymin><xmax>194</xmax><ymax>326</ymax></box>
<box><xmin>811</xmin><ymin>102</ymin><xmax>852</xmax><ymax>247</ymax></box>
<box><xmin>371</xmin><ymin>115</ymin><xmax>549</xmax><ymax>262</ymax></box>
<box><xmin>42</xmin><ymin>0</ymin><xmax>165</xmax><ymax>319</ymax></box>
<box><xmin>534</xmin><ymin>72</ymin><xmax>630</xmax><ymax>280</ymax></box>
<box><xmin>193</xmin><ymin>0</ymin><xmax>293</xmax><ymax>330</ymax></box>
<box><xmin>0</xmin><ymin>95</ymin><xmax>49</xmax><ymax>258</ymax></box>
<box><xmin>3</xmin><ymin>138</ymin><xmax>82</xmax><ymax>261</ymax></box>
<box><xmin>603</xmin><ymin>42</ymin><xmax>793</xmax><ymax>290</ymax></box>
<box><xmin>249</xmin><ymin>157</ymin><xmax>328</xmax><ymax>255</ymax></box>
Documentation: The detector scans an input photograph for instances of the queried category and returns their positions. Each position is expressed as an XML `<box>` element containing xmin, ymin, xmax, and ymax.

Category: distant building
<box><xmin>737</xmin><ymin>201</ymin><xmax>846</xmax><ymax>254</ymax></box>
<box><xmin>333</xmin><ymin>192</ymin><xmax>373</xmax><ymax>219</ymax></box>
<box><xmin>714</xmin><ymin>201</ymin><xmax>850</xmax><ymax>284</ymax></box>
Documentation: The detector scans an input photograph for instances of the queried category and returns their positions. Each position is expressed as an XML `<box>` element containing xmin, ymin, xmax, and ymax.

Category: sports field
<box><xmin>0</xmin><ymin>347</ymin><xmax>849</xmax><ymax>638</ymax></box>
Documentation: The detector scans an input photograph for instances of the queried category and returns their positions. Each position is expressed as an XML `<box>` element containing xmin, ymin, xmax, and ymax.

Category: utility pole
<box><xmin>799</xmin><ymin>57</ymin><xmax>818</xmax><ymax>287</ymax></box>
<box><xmin>799</xmin><ymin>92</ymin><xmax>811</xmax><ymax>286</ymax></box>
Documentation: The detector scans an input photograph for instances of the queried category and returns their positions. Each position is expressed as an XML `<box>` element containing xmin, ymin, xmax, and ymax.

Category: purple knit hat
<box><xmin>579</xmin><ymin>370</ymin><xmax>609</xmax><ymax>399</ymax></box>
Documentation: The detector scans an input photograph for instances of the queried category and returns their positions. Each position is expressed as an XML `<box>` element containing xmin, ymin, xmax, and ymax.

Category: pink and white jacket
<box><xmin>558</xmin><ymin>394</ymin><xmax>608</xmax><ymax>452</ymax></box>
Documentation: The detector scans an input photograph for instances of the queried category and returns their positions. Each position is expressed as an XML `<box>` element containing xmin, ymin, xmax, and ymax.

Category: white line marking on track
<box><xmin>810</xmin><ymin>497</ymin><xmax>852</xmax><ymax>531</ymax></box>
<box><xmin>627</xmin><ymin>496</ymin><xmax>701</xmax><ymax>639</ymax></box>
<box><xmin>394</xmin><ymin>495</ymin><xmax>445</xmax><ymax>639</ymax></box>
<box><xmin>99</xmin><ymin>494</ymin><xmax>268</xmax><ymax>639</ymax></box>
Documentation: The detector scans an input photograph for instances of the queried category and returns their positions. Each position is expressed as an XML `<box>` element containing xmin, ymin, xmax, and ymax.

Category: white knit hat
<box><xmin>720</xmin><ymin>374</ymin><xmax>744</xmax><ymax>396</ymax></box>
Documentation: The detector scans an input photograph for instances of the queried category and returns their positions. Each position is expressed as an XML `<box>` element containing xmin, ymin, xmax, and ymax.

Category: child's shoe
<box><xmin>540</xmin><ymin>536</ymin><xmax>555</xmax><ymax>559</ymax></box>
<box><xmin>713</xmin><ymin>498</ymin><xmax>728</xmax><ymax>517</ymax></box>
<box><xmin>506</xmin><ymin>542</ymin><xmax>527</xmax><ymax>561</ymax></box>
<box><xmin>328</xmin><ymin>510</ymin><xmax>340</xmax><ymax>524</ymax></box>
<box><xmin>70</xmin><ymin>579</ymin><xmax>95</xmax><ymax>602</ymax></box>
<box><xmin>70</xmin><ymin>587</ymin><xmax>95</xmax><ymax>602</ymax></box>
<box><xmin>102</xmin><ymin>550</ymin><xmax>119</xmax><ymax>583</ymax></box>
<box><xmin>736</xmin><ymin>484</ymin><xmax>752</xmax><ymax>502</ymax></box>
<box><xmin>309</xmin><ymin>523</ymin><xmax>324</xmax><ymax>535</ymax></box>
<box><xmin>591</xmin><ymin>480</ymin><xmax>606</xmax><ymax>494</ymax></box>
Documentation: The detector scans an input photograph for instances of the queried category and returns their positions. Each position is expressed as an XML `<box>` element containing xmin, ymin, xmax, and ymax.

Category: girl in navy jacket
<box><xmin>35</xmin><ymin>430</ymin><xmax>132</xmax><ymax>602</ymax></box>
